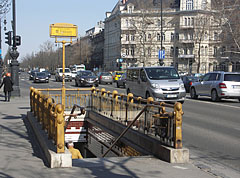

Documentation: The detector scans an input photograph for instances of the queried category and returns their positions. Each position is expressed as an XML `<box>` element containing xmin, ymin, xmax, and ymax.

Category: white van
<box><xmin>126</xmin><ymin>67</ymin><xmax>186</xmax><ymax>103</ymax></box>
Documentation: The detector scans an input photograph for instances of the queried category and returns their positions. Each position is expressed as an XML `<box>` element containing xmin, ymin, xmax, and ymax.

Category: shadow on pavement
<box><xmin>0</xmin><ymin>172</ymin><xmax>15</xmax><ymax>178</ymax></box>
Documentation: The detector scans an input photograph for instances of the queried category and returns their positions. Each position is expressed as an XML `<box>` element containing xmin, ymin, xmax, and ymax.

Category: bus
<box><xmin>71</xmin><ymin>64</ymin><xmax>85</xmax><ymax>72</ymax></box>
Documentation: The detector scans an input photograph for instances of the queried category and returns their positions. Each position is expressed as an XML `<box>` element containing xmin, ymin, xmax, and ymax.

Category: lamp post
<box><xmin>154</xmin><ymin>0</ymin><xmax>164</xmax><ymax>66</ymax></box>
<box><xmin>10</xmin><ymin>0</ymin><xmax>20</xmax><ymax>96</ymax></box>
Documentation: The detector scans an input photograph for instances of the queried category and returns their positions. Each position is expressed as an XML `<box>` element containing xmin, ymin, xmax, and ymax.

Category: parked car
<box><xmin>55</xmin><ymin>68</ymin><xmax>72</xmax><ymax>82</ymax></box>
<box><xmin>75</xmin><ymin>70</ymin><xmax>99</xmax><ymax>87</ymax></box>
<box><xmin>190</xmin><ymin>71</ymin><xmax>240</xmax><ymax>102</ymax></box>
<box><xmin>181</xmin><ymin>76</ymin><xmax>199</xmax><ymax>93</ymax></box>
<box><xmin>126</xmin><ymin>67</ymin><xmax>186</xmax><ymax>103</ymax></box>
<box><xmin>33</xmin><ymin>72</ymin><xmax>49</xmax><ymax>83</ymax></box>
<box><xmin>116</xmin><ymin>73</ymin><xmax>126</xmax><ymax>88</ymax></box>
<box><xmin>112</xmin><ymin>71</ymin><xmax>125</xmax><ymax>82</ymax></box>
<box><xmin>98</xmin><ymin>72</ymin><xmax>113</xmax><ymax>84</ymax></box>
<box><xmin>29</xmin><ymin>70</ymin><xmax>38</xmax><ymax>80</ymax></box>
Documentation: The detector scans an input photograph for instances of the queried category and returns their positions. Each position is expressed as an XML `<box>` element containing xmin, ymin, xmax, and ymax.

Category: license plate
<box><xmin>166</xmin><ymin>94</ymin><xmax>177</xmax><ymax>98</ymax></box>
<box><xmin>232</xmin><ymin>85</ymin><xmax>240</xmax><ymax>89</ymax></box>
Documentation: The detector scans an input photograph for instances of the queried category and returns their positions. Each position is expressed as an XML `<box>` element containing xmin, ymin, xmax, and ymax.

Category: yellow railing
<box><xmin>30</xmin><ymin>87</ymin><xmax>184</xmax><ymax>150</ymax></box>
<box><xmin>91</xmin><ymin>88</ymin><xmax>183</xmax><ymax>149</ymax></box>
<box><xmin>30</xmin><ymin>87</ymin><xmax>65</xmax><ymax>153</ymax></box>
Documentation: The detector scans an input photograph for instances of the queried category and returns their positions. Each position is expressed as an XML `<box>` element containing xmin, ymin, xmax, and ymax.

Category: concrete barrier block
<box><xmin>27</xmin><ymin>111</ymin><xmax>72</xmax><ymax>168</ymax></box>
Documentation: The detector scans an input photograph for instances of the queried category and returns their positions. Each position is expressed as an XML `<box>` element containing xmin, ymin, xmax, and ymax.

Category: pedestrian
<box><xmin>67</xmin><ymin>141</ymin><xmax>83</xmax><ymax>159</ymax></box>
<box><xmin>0</xmin><ymin>73</ymin><xmax>13</xmax><ymax>102</ymax></box>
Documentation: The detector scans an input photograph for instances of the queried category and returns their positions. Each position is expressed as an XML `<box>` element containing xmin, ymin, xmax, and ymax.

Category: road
<box><xmin>19</xmin><ymin>72</ymin><xmax>240</xmax><ymax>177</ymax></box>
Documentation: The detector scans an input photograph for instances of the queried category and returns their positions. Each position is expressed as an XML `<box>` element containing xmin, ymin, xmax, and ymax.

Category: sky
<box><xmin>2</xmin><ymin>0</ymin><xmax>118</xmax><ymax>61</ymax></box>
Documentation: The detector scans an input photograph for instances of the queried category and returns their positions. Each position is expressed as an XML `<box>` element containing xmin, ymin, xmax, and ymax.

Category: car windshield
<box><xmin>145</xmin><ymin>68</ymin><xmax>180</xmax><ymax>80</ymax></box>
<box><xmin>187</xmin><ymin>77</ymin><xmax>199</xmax><ymax>81</ymax></box>
<box><xmin>102</xmin><ymin>72</ymin><xmax>112</xmax><ymax>76</ymax></box>
<box><xmin>37</xmin><ymin>72</ymin><xmax>46</xmax><ymax>76</ymax></box>
<box><xmin>224</xmin><ymin>74</ymin><xmax>240</xmax><ymax>82</ymax></box>
<box><xmin>59</xmin><ymin>69</ymin><xmax>70</xmax><ymax>73</ymax></box>
<box><xmin>81</xmin><ymin>71</ymin><xmax>94</xmax><ymax>76</ymax></box>
<box><xmin>116</xmin><ymin>72</ymin><xmax>124</xmax><ymax>75</ymax></box>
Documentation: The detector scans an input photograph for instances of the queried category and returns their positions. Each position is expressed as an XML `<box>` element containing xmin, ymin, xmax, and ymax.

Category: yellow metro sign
<box><xmin>50</xmin><ymin>23</ymin><xmax>78</xmax><ymax>38</ymax></box>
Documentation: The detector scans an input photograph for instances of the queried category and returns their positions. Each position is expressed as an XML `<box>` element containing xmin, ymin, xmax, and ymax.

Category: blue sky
<box><xmin>2</xmin><ymin>0</ymin><xmax>118</xmax><ymax>61</ymax></box>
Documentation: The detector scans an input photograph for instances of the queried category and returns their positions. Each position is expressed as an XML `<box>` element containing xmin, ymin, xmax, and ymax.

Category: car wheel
<box><xmin>75</xmin><ymin>80</ymin><xmax>78</xmax><ymax>87</ymax></box>
<box><xmin>190</xmin><ymin>87</ymin><xmax>198</xmax><ymax>99</ymax></box>
<box><xmin>211</xmin><ymin>89</ymin><xmax>220</xmax><ymax>102</ymax></box>
<box><xmin>110</xmin><ymin>82</ymin><xmax>112</xmax><ymax>85</ymax></box>
<box><xmin>238</xmin><ymin>99</ymin><xmax>240</xmax><ymax>103</ymax></box>
<box><xmin>95</xmin><ymin>84</ymin><xmax>99</xmax><ymax>87</ymax></box>
<box><xmin>123</xmin><ymin>82</ymin><xmax>126</xmax><ymax>88</ymax></box>
<box><xmin>179</xmin><ymin>101</ymin><xmax>184</xmax><ymax>104</ymax></box>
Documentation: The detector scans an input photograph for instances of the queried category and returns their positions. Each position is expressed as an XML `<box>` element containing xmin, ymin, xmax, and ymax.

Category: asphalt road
<box><xmin>19</xmin><ymin>72</ymin><xmax>240</xmax><ymax>177</ymax></box>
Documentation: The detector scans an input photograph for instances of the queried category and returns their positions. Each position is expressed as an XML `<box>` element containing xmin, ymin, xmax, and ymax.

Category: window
<box><xmin>191</xmin><ymin>17</ymin><xmax>194</xmax><ymax>26</ymax></box>
<box><xmin>184</xmin><ymin>33</ymin><xmax>188</xmax><ymax>40</ymax></box>
<box><xmin>126</xmin><ymin>49</ymin><xmax>129</xmax><ymax>55</ymax></box>
<box><xmin>130</xmin><ymin>48</ymin><xmax>135</xmax><ymax>55</ymax></box>
<box><xmin>184</xmin><ymin>48</ymin><xmax>188</xmax><ymax>55</ymax></box>
<box><xmin>202</xmin><ymin>74</ymin><xmax>211</xmax><ymax>81</ymax></box>
<box><xmin>214</xmin><ymin>32</ymin><xmax>218</xmax><ymax>40</ymax></box>
<box><xmin>176</xmin><ymin>33</ymin><xmax>179</xmax><ymax>41</ymax></box>
<box><xmin>126</xmin><ymin>34</ymin><xmax>129</xmax><ymax>41</ymax></box>
<box><xmin>185</xmin><ymin>18</ymin><xmax>187</xmax><ymax>26</ymax></box>
<box><xmin>131</xmin><ymin>35</ymin><xmax>135</xmax><ymax>41</ymax></box>
<box><xmin>186</xmin><ymin>0</ymin><xmax>193</xmax><ymax>10</ymax></box>
<box><xmin>128</xmin><ymin>6</ymin><xmax>133</xmax><ymax>13</ymax></box>
<box><xmin>189</xmin><ymin>33</ymin><xmax>193</xmax><ymax>40</ymax></box>
<box><xmin>162</xmin><ymin>33</ymin><xmax>165</xmax><ymax>41</ymax></box>
<box><xmin>148</xmin><ymin>47</ymin><xmax>151</xmax><ymax>56</ymax></box>
<box><xmin>213</xmin><ymin>46</ymin><xmax>217</xmax><ymax>56</ymax></box>
<box><xmin>157</xmin><ymin>33</ymin><xmax>161</xmax><ymax>41</ymax></box>
<box><xmin>175</xmin><ymin>47</ymin><xmax>179</xmax><ymax>57</ymax></box>
<box><xmin>148</xmin><ymin>34</ymin><xmax>152</xmax><ymax>40</ymax></box>
<box><xmin>205</xmin><ymin>46</ymin><xmax>208</xmax><ymax>56</ymax></box>
<box><xmin>157</xmin><ymin>19</ymin><xmax>161</xmax><ymax>27</ymax></box>
<box><xmin>222</xmin><ymin>46</ymin><xmax>226</xmax><ymax>56</ymax></box>
<box><xmin>201</xmin><ymin>46</ymin><xmax>204</xmax><ymax>55</ymax></box>
<box><xmin>209</xmin><ymin>73</ymin><xmax>217</xmax><ymax>81</ymax></box>
<box><xmin>170</xmin><ymin>47</ymin><xmax>174</xmax><ymax>57</ymax></box>
<box><xmin>189</xmin><ymin>48</ymin><xmax>193</xmax><ymax>55</ymax></box>
<box><xmin>188</xmin><ymin>18</ymin><xmax>191</xmax><ymax>26</ymax></box>
<box><xmin>171</xmin><ymin>33</ymin><xmax>174</xmax><ymax>41</ymax></box>
<box><xmin>126</xmin><ymin>19</ymin><xmax>129</xmax><ymax>27</ymax></box>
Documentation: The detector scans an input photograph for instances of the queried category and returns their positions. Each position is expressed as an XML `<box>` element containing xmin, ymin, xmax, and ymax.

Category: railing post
<box><xmin>112</xmin><ymin>90</ymin><xmax>118</xmax><ymax>118</ymax></box>
<box><xmin>145</xmin><ymin>97</ymin><xmax>154</xmax><ymax>133</ymax></box>
<box><xmin>30</xmin><ymin>87</ymin><xmax>34</xmax><ymax>112</ymax></box>
<box><xmin>100</xmin><ymin>88</ymin><xmax>106</xmax><ymax>112</ymax></box>
<box><xmin>55</xmin><ymin>104</ymin><xmax>65</xmax><ymax>153</ymax></box>
<box><xmin>126</xmin><ymin>93</ymin><xmax>134</xmax><ymax>124</ymax></box>
<box><xmin>174</xmin><ymin>102</ymin><xmax>183</xmax><ymax>149</ymax></box>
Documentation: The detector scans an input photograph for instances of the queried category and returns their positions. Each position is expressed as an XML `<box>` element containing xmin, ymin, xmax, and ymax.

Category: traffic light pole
<box><xmin>10</xmin><ymin>0</ymin><xmax>20</xmax><ymax>96</ymax></box>
<box><xmin>0</xmin><ymin>19</ymin><xmax>3</xmax><ymax>83</ymax></box>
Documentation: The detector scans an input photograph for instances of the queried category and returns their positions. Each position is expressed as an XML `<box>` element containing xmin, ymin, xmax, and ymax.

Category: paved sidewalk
<box><xmin>0</xmin><ymin>96</ymin><xmax>216</xmax><ymax>178</ymax></box>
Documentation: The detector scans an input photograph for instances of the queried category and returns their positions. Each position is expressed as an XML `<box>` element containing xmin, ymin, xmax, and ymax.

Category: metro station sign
<box><xmin>50</xmin><ymin>23</ymin><xmax>78</xmax><ymax>38</ymax></box>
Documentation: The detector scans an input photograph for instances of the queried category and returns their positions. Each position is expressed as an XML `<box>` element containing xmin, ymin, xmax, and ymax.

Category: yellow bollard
<box><xmin>174</xmin><ymin>102</ymin><xmax>183</xmax><ymax>149</ymax></box>
<box><xmin>55</xmin><ymin>104</ymin><xmax>65</xmax><ymax>153</ymax></box>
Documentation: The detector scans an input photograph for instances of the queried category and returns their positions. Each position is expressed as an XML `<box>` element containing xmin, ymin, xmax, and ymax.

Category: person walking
<box><xmin>0</xmin><ymin>73</ymin><xmax>13</xmax><ymax>102</ymax></box>
<box><xmin>67</xmin><ymin>142</ymin><xmax>83</xmax><ymax>159</ymax></box>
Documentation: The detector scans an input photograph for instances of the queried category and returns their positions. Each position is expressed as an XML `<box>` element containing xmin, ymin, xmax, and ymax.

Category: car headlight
<box><xmin>151</xmin><ymin>83</ymin><xmax>160</xmax><ymax>88</ymax></box>
<box><xmin>80</xmin><ymin>78</ymin><xmax>84</xmax><ymax>80</ymax></box>
<box><xmin>36</xmin><ymin>78</ymin><xmax>39</xmax><ymax>79</ymax></box>
<box><xmin>96</xmin><ymin>78</ymin><xmax>99</xmax><ymax>80</ymax></box>
<box><xmin>180</xmin><ymin>83</ymin><xmax>185</xmax><ymax>90</ymax></box>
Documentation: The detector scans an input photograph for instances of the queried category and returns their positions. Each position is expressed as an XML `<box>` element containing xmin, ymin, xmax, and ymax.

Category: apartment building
<box><xmin>104</xmin><ymin>0</ymin><xmax>238</xmax><ymax>73</ymax></box>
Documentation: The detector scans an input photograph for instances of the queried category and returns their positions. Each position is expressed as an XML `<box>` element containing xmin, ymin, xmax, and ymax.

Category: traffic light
<box><xmin>14</xmin><ymin>35</ymin><xmax>21</xmax><ymax>46</ymax></box>
<box><xmin>5</xmin><ymin>31</ymin><xmax>12</xmax><ymax>46</ymax></box>
<box><xmin>119</xmin><ymin>63</ymin><xmax>122</xmax><ymax>70</ymax></box>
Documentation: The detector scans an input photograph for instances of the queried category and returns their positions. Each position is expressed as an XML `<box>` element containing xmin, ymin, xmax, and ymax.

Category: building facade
<box><xmin>104</xmin><ymin>0</ymin><xmax>239</xmax><ymax>73</ymax></box>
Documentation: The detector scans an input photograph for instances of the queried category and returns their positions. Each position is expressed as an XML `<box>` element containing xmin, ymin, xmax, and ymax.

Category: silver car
<box><xmin>126</xmin><ymin>67</ymin><xmax>186</xmax><ymax>103</ymax></box>
<box><xmin>190</xmin><ymin>71</ymin><xmax>240</xmax><ymax>102</ymax></box>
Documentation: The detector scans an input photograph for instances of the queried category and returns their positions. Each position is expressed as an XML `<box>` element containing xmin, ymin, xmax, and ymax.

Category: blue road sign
<box><xmin>158</xmin><ymin>50</ymin><xmax>165</xmax><ymax>59</ymax></box>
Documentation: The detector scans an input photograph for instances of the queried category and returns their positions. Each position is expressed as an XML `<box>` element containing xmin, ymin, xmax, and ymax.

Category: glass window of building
<box><xmin>186</xmin><ymin>0</ymin><xmax>193</xmax><ymax>10</ymax></box>
<box><xmin>126</xmin><ymin>34</ymin><xmax>129</xmax><ymax>41</ymax></box>
<box><xmin>157</xmin><ymin>33</ymin><xmax>161</xmax><ymax>41</ymax></box>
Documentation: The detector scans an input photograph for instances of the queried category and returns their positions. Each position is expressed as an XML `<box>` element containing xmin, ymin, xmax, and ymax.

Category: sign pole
<box><xmin>62</xmin><ymin>41</ymin><xmax>66</xmax><ymax>109</ymax></box>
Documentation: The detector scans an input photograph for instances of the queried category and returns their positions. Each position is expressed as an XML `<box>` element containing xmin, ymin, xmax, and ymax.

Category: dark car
<box><xmin>116</xmin><ymin>73</ymin><xmax>126</xmax><ymax>88</ymax></box>
<box><xmin>75</xmin><ymin>70</ymin><xmax>99</xmax><ymax>87</ymax></box>
<box><xmin>181</xmin><ymin>76</ymin><xmax>199</xmax><ymax>93</ymax></box>
<box><xmin>29</xmin><ymin>70</ymin><xmax>38</xmax><ymax>80</ymax></box>
<box><xmin>98</xmin><ymin>72</ymin><xmax>113</xmax><ymax>85</ymax></box>
<box><xmin>43</xmin><ymin>70</ymin><xmax>51</xmax><ymax>78</ymax></box>
<box><xmin>33</xmin><ymin>72</ymin><xmax>49</xmax><ymax>83</ymax></box>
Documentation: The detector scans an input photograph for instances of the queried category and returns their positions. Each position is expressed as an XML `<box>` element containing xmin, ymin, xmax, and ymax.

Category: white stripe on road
<box><xmin>173</xmin><ymin>166</ymin><xmax>188</xmax><ymax>170</ymax></box>
<box><xmin>185</xmin><ymin>98</ymin><xmax>240</xmax><ymax>110</ymax></box>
